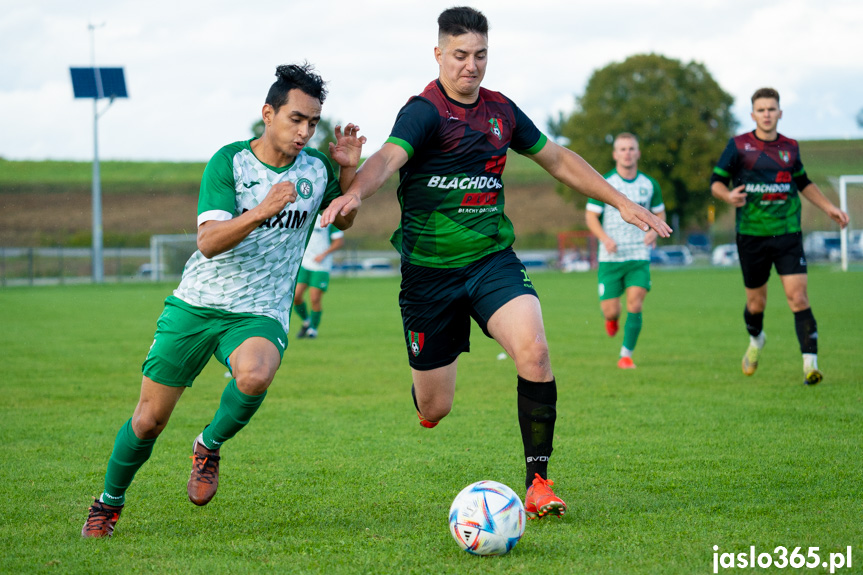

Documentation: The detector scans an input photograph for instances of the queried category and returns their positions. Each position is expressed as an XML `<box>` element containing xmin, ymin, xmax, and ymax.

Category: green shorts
<box><xmin>142</xmin><ymin>295</ymin><xmax>287</xmax><ymax>387</ymax></box>
<box><xmin>597</xmin><ymin>260</ymin><xmax>651</xmax><ymax>300</ymax></box>
<box><xmin>296</xmin><ymin>267</ymin><xmax>331</xmax><ymax>291</ymax></box>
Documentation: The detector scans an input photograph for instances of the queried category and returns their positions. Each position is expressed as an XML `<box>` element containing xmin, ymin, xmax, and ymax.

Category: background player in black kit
<box><xmin>711</xmin><ymin>87</ymin><xmax>848</xmax><ymax>385</ymax></box>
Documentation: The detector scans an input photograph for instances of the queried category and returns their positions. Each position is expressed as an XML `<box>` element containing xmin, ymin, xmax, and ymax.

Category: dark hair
<box><xmin>751</xmin><ymin>87</ymin><xmax>779</xmax><ymax>105</ymax></box>
<box><xmin>266</xmin><ymin>62</ymin><xmax>327</xmax><ymax>111</ymax></box>
<box><xmin>438</xmin><ymin>6</ymin><xmax>488</xmax><ymax>37</ymax></box>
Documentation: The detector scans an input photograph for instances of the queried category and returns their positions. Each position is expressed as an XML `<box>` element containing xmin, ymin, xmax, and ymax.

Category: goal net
<box><xmin>148</xmin><ymin>234</ymin><xmax>198</xmax><ymax>281</ymax></box>
<box><xmin>838</xmin><ymin>175</ymin><xmax>863</xmax><ymax>271</ymax></box>
<box><xmin>557</xmin><ymin>231</ymin><xmax>597</xmax><ymax>272</ymax></box>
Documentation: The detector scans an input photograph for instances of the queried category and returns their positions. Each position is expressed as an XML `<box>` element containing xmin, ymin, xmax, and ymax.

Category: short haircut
<box><xmin>751</xmin><ymin>87</ymin><xmax>780</xmax><ymax>105</ymax></box>
<box><xmin>438</xmin><ymin>6</ymin><xmax>488</xmax><ymax>40</ymax></box>
<box><xmin>266</xmin><ymin>63</ymin><xmax>327</xmax><ymax>112</ymax></box>
<box><xmin>614</xmin><ymin>132</ymin><xmax>639</xmax><ymax>146</ymax></box>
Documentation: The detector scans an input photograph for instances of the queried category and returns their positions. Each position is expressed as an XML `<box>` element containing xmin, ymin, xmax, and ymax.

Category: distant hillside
<box><xmin>1</xmin><ymin>140</ymin><xmax>861</xmax><ymax>247</ymax></box>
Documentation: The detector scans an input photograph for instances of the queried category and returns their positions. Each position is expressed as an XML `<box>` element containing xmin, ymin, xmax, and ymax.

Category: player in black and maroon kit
<box><xmin>711</xmin><ymin>87</ymin><xmax>848</xmax><ymax>385</ymax></box>
<box><xmin>323</xmin><ymin>6</ymin><xmax>670</xmax><ymax>519</ymax></box>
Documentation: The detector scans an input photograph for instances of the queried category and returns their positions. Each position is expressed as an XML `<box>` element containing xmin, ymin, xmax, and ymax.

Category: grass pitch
<box><xmin>1</xmin><ymin>266</ymin><xmax>861</xmax><ymax>574</ymax></box>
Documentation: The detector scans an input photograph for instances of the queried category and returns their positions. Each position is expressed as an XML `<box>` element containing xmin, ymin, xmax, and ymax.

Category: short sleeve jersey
<box><xmin>300</xmin><ymin>214</ymin><xmax>344</xmax><ymax>272</ymax></box>
<box><xmin>712</xmin><ymin>131</ymin><xmax>808</xmax><ymax>236</ymax></box>
<box><xmin>385</xmin><ymin>80</ymin><xmax>547</xmax><ymax>268</ymax></box>
<box><xmin>173</xmin><ymin>139</ymin><xmax>341</xmax><ymax>331</ymax></box>
<box><xmin>587</xmin><ymin>170</ymin><xmax>664</xmax><ymax>262</ymax></box>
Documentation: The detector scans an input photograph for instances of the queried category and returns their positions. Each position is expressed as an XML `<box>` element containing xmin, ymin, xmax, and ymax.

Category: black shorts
<box><xmin>736</xmin><ymin>232</ymin><xmax>807</xmax><ymax>289</ymax></box>
<box><xmin>399</xmin><ymin>247</ymin><xmax>538</xmax><ymax>371</ymax></box>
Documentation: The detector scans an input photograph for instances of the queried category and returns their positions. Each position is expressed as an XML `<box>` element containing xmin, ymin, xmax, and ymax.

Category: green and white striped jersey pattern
<box><xmin>173</xmin><ymin>140</ymin><xmax>341</xmax><ymax>332</ymax></box>
<box><xmin>587</xmin><ymin>170</ymin><xmax>664</xmax><ymax>262</ymax></box>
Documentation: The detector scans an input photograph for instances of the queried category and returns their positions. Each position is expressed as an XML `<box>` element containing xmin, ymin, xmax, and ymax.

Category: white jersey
<box><xmin>301</xmin><ymin>215</ymin><xmax>344</xmax><ymax>272</ymax></box>
<box><xmin>587</xmin><ymin>169</ymin><xmax>664</xmax><ymax>262</ymax></box>
<box><xmin>173</xmin><ymin>139</ymin><xmax>341</xmax><ymax>332</ymax></box>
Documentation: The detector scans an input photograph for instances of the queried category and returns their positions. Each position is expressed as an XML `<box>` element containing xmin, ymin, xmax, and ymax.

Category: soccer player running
<box><xmin>322</xmin><ymin>6</ymin><xmax>671</xmax><ymax>519</ymax></box>
<box><xmin>711</xmin><ymin>87</ymin><xmax>848</xmax><ymax>385</ymax></box>
<box><xmin>82</xmin><ymin>63</ymin><xmax>366</xmax><ymax>537</ymax></box>
<box><xmin>586</xmin><ymin>133</ymin><xmax>666</xmax><ymax>369</ymax></box>
<box><xmin>293</xmin><ymin>214</ymin><xmax>345</xmax><ymax>339</ymax></box>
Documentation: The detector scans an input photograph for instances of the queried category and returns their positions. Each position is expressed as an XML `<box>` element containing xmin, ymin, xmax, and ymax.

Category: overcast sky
<box><xmin>1</xmin><ymin>0</ymin><xmax>862</xmax><ymax>163</ymax></box>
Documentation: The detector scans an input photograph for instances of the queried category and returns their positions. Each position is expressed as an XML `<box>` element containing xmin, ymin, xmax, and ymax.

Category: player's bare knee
<box><xmin>234</xmin><ymin>366</ymin><xmax>274</xmax><ymax>395</ymax></box>
<box><xmin>131</xmin><ymin>411</ymin><xmax>168</xmax><ymax>439</ymax></box>
<box><xmin>513</xmin><ymin>341</ymin><xmax>551</xmax><ymax>378</ymax></box>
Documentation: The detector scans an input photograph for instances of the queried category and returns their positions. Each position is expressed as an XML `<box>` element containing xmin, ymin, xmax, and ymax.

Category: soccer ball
<box><xmin>448</xmin><ymin>480</ymin><xmax>526</xmax><ymax>556</ymax></box>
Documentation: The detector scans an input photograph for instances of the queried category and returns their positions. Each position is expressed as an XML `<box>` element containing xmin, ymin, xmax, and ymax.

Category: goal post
<box><xmin>148</xmin><ymin>234</ymin><xmax>198</xmax><ymax>281</ymax></box>
<box><xmin>839</xmin><ymin>175</ymin><xmax>863</xmax><ymax>272</ymax></box>
<box><xmin>557</xmin><ymin>231</ymin><xmax>597</xmax><ymax>272</ymax></box>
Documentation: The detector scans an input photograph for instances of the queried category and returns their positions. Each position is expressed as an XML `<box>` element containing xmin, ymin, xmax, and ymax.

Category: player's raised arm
<box><xmin>329</xmin><ymin>123</ymin><xmax>366</xmax><ymax>193</ymax></box>
<box><xmin>320</xmin><ymin>142</ymin><xmax>409</xmax><ymax>227</ymax></box>
<box><xmin>528</xmin><ymin>140</ymin><xmax>672</xmax><ymax>238</ymax></box>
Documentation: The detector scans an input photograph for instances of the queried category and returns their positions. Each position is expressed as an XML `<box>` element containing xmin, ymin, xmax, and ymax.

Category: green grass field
<box><xmin>1</xmin><ymin>268</ymin><xmax>862</xmax><ymax>574</ymax></box>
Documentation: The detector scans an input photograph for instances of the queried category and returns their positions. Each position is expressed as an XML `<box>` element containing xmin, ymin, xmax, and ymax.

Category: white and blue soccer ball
<box><xmin>448</xmin><ymin>480</ymin><xmax>526</xmax><ymax>556</ymax></box>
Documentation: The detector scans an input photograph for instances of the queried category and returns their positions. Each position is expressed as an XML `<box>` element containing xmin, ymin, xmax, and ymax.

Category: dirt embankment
<box><xmin>0</xmin><ymin>183</ymin><xmax>583</xmax><ymax>247</ymax></box>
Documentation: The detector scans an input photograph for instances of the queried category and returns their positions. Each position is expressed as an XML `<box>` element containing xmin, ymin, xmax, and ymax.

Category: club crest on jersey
<box><xmin>778</xmin><ymin>150</ymin><xmax>790</xmax><ymax>164</ymax></box>
<box><xmin>409</xmin><ymin>331</ymin><xmax>424</xmax><ymax>357</ymax></box>
<box><xmin>488</xmin><ymin>117</ymin><xmax>502</xmax><ymax>140</ymax></box>
<box><xmin>296</xmin><ymin>178</ymin><xmax>313</xmax><ymax>199</ymax></box>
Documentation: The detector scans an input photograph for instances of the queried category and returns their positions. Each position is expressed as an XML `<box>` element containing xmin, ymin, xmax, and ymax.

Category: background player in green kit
<box><xmin>711</xmin><ymin>87</ymin><xmax>848</xmax><ymax>385</ymax></box>
<box><xmin>294</xmin><ymin>214</ymin><xmax>345</xmax><ymax>339</ymax></box>
<box><xmin>81</xmin><ymin>63</ymin><xmax>365</xmax><ymax>537</ymax></box>
<box><xmin>322</xmin><ymin>6</ymin><xmax>671</xmax><ymax>519</ymax></box>
<box><xmin>586</xmin><ymin>133</ymin><xmax>665</xmax><ymax>369</ymax></box>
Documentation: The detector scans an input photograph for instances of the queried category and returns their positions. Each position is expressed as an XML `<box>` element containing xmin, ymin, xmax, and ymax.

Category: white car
<box><xmin>711</xmin><ymin>244</ymin><xmax>739</xmax><ymax>267</ymax></box>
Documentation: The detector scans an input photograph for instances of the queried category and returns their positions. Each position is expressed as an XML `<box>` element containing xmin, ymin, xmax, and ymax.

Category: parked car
<box><xmin>654</xmin><ymin>245</ymin><xmax>693</xmax><ymax>266</ymax></box>
<box><xmin>686</xmin><ymin>232</ymin><xmax>711</xmax><ymax>254</ymax></box>
<box><xmin>803</xmin><ymin>231</ymin><xmax>841</xmax><ymax>260</ymax></box>
<box><xmin>711</xmin><ymin>243</ymin><xmax>739</xmax><ymax>267</ymax></box>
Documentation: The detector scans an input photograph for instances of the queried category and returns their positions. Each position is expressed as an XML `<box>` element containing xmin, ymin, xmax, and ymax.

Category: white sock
<box><xmin>750</xmin><ymin>331</ymin><xmax>766</xmax><ymax>349</ymax></box>
<box><xmin>803</xmin><ymin>353</ymin><xmax>818</xmax><ymax>372</ymax></box>
<box><xmin>620</xmin><ymin>346</ymin><xmax>633</xmax><ymax>358</ymax></box>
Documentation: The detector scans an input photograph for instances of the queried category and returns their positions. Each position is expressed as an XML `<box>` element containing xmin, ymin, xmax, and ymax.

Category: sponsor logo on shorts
<box><xmin>521</xmin><ymin>269</ymin><xmax>534</xmax><ymax>289</ymax></box>
<box><xmin>409</xmin><ymin>331</ymin><xmax>424</xmax><ymax>357</ymax></box>
<box><xmin>277</xmin><ymin>338</ymin><xmax>285</xmax><ymax>349</ymax></box>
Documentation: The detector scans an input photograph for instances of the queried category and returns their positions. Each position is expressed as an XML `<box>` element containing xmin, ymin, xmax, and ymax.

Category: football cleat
<box><xmin>296</xmin><ymin>322</ymin><xmax>310</xmax><ymax>339</ymax></box>
<box><xmin>617</xmin><ymin>356</ymin><xmax>636</xmax><ymax>369</ymax></box>
<box><xmin>81</xmin><ymin>498</ymin><xmax>123</xmax><ymax>538</ymax></box>
<box><xmin>741</xmin><ymin>338</ymin><xmax>765</xmax><ymax>376</ymax></box>
<box><xmin>525</xmin><ymin>473</ymin><xmax>566</xmax><ymax>519</ymax></box>
<box><xmin>804</xmin><ymin>369</ymin><xmax>823</xmax><ymax>386</ymax></box>
<box><xmin>416</xmin><ymin>410</ymin><xmax>438</xmax><ymax>429</ymax></box>
<box><xmin>305</xmin><ymin>328</ymin><xmax>318</xmax><ymax>339</ymax></box>
<box><xmin>605</xmin><ymin>319</ymin><xmax>619</xmax><ymax>337</ymax></box>
<box><xmin>188</xmin><ymin>439</ymin><xmax>221</xmax><ymax>506</ymax></box>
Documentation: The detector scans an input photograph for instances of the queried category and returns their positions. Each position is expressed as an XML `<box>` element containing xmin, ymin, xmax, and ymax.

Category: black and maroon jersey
<box><xmin>711</xmin><ymin>131</ymin><xmax>812</xmax><ymax>236</ymax></box>
<box><xmin>385</xmin><ymin>80</ymin><xmax>547</xmax><ymax>268</ymax></box>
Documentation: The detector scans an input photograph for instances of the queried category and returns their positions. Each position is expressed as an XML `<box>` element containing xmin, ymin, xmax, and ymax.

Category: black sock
<box><xmin>517</xmin><ymin>376</ymin><xmax>557</xmax><ymax>490</ymax></box>
<box><xmin>744</xmin><ymin>306</ymin><xmax>764</xmax><ymax>337</ymax></box>
<box><xmin>794</xmin><ymin>308</ymin><xmax>818</xmax><ymax>354</ymax></box>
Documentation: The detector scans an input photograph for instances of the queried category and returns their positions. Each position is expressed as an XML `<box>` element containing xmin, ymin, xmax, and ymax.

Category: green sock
<box><xmin>294</xmin><ymin>302</ymin><xmax>309</xmax><ymax>323</ymax></box>
<box><xmin>201</xmin><ymin>379</ymin><xmax>267</xmax><ymax>450</ymax></box>
<box><xmin>622</xmin><ymin>312</ymin><xmax>643</xmax><ymax>352</ymax></box>
<box><xmin>310</xmin><ymin>310</ymin><xmax>322</xmax><ymax>329</ymax></box>
<box><xmin>102</xmin><ymin>418</ymin><xmax>156</xmax><ymax>506</ymax></box>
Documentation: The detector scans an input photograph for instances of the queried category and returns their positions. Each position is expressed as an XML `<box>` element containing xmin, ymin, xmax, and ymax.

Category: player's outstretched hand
<box><xmin>321</xmin><ymin>193</ymin><xmax>362</xmax><ymax>227</ymax></box>
<box><xmin>619</xmin><ymin>201</ymin><xmax>672</xmax><ymax>238</ymax></box>
<box><xmin>329</xmin><ymin>124</ymin><xmax>366</xmax><ymax>169</ymax></box>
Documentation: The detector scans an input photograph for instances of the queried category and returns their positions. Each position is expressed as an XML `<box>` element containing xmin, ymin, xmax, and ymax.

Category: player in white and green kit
<box><xmin>586</xmin><ymin>133</ymin><xmax>665</xmax><ymax>369</ymax></box>
<box><xmin>82</xmin><ymin>63</ymin><xmax>366</xmax><ymax>538</ymax></box>
<box><xmin>294</xmin><ymin>214</ymin><xmax>345</xmax><ymax>339</ymax></box>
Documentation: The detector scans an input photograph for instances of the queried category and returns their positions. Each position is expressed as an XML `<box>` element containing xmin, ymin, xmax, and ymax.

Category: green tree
<box><xmin>553</xmin><ymin>53</ymin><xmax>737</xmax><ymax>228</ymax></box>
<box><xmin>250</xmin><ymin>117</ymin><xmax>337</xmax><ymax>155</ymax></box>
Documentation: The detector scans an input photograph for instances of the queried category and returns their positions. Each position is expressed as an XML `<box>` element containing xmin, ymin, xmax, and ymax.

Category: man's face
<box><xmin>612</xmin><ymin>137</ymin><xmax>640</xmax><ymax>170</ymax></box>
<box><xmin>751</xmin><ymin>97</ymin><xmax>782</xmax><ymax>134</ymax></box>
<box><xmin>263</xmin><ymin>88</ymin><xmax>322</xmax><ymax>159</ymax></box>
<box><xmin>435</xmin><ymin>32</ymin><xmax>488</xmax><ymax>102</ymax></box>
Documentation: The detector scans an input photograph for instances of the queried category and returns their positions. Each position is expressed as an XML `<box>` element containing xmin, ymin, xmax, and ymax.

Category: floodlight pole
<box><xmin>89</xmin><ymin>22</ymin><xmax>105</xmax><ymax>283</ymax></box>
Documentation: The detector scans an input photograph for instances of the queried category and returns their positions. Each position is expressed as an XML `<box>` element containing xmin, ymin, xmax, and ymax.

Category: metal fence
<box><xmin>0</xmin><ymin>247</ymin><xmax>151</xmax><ymax>287</ymax></box>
